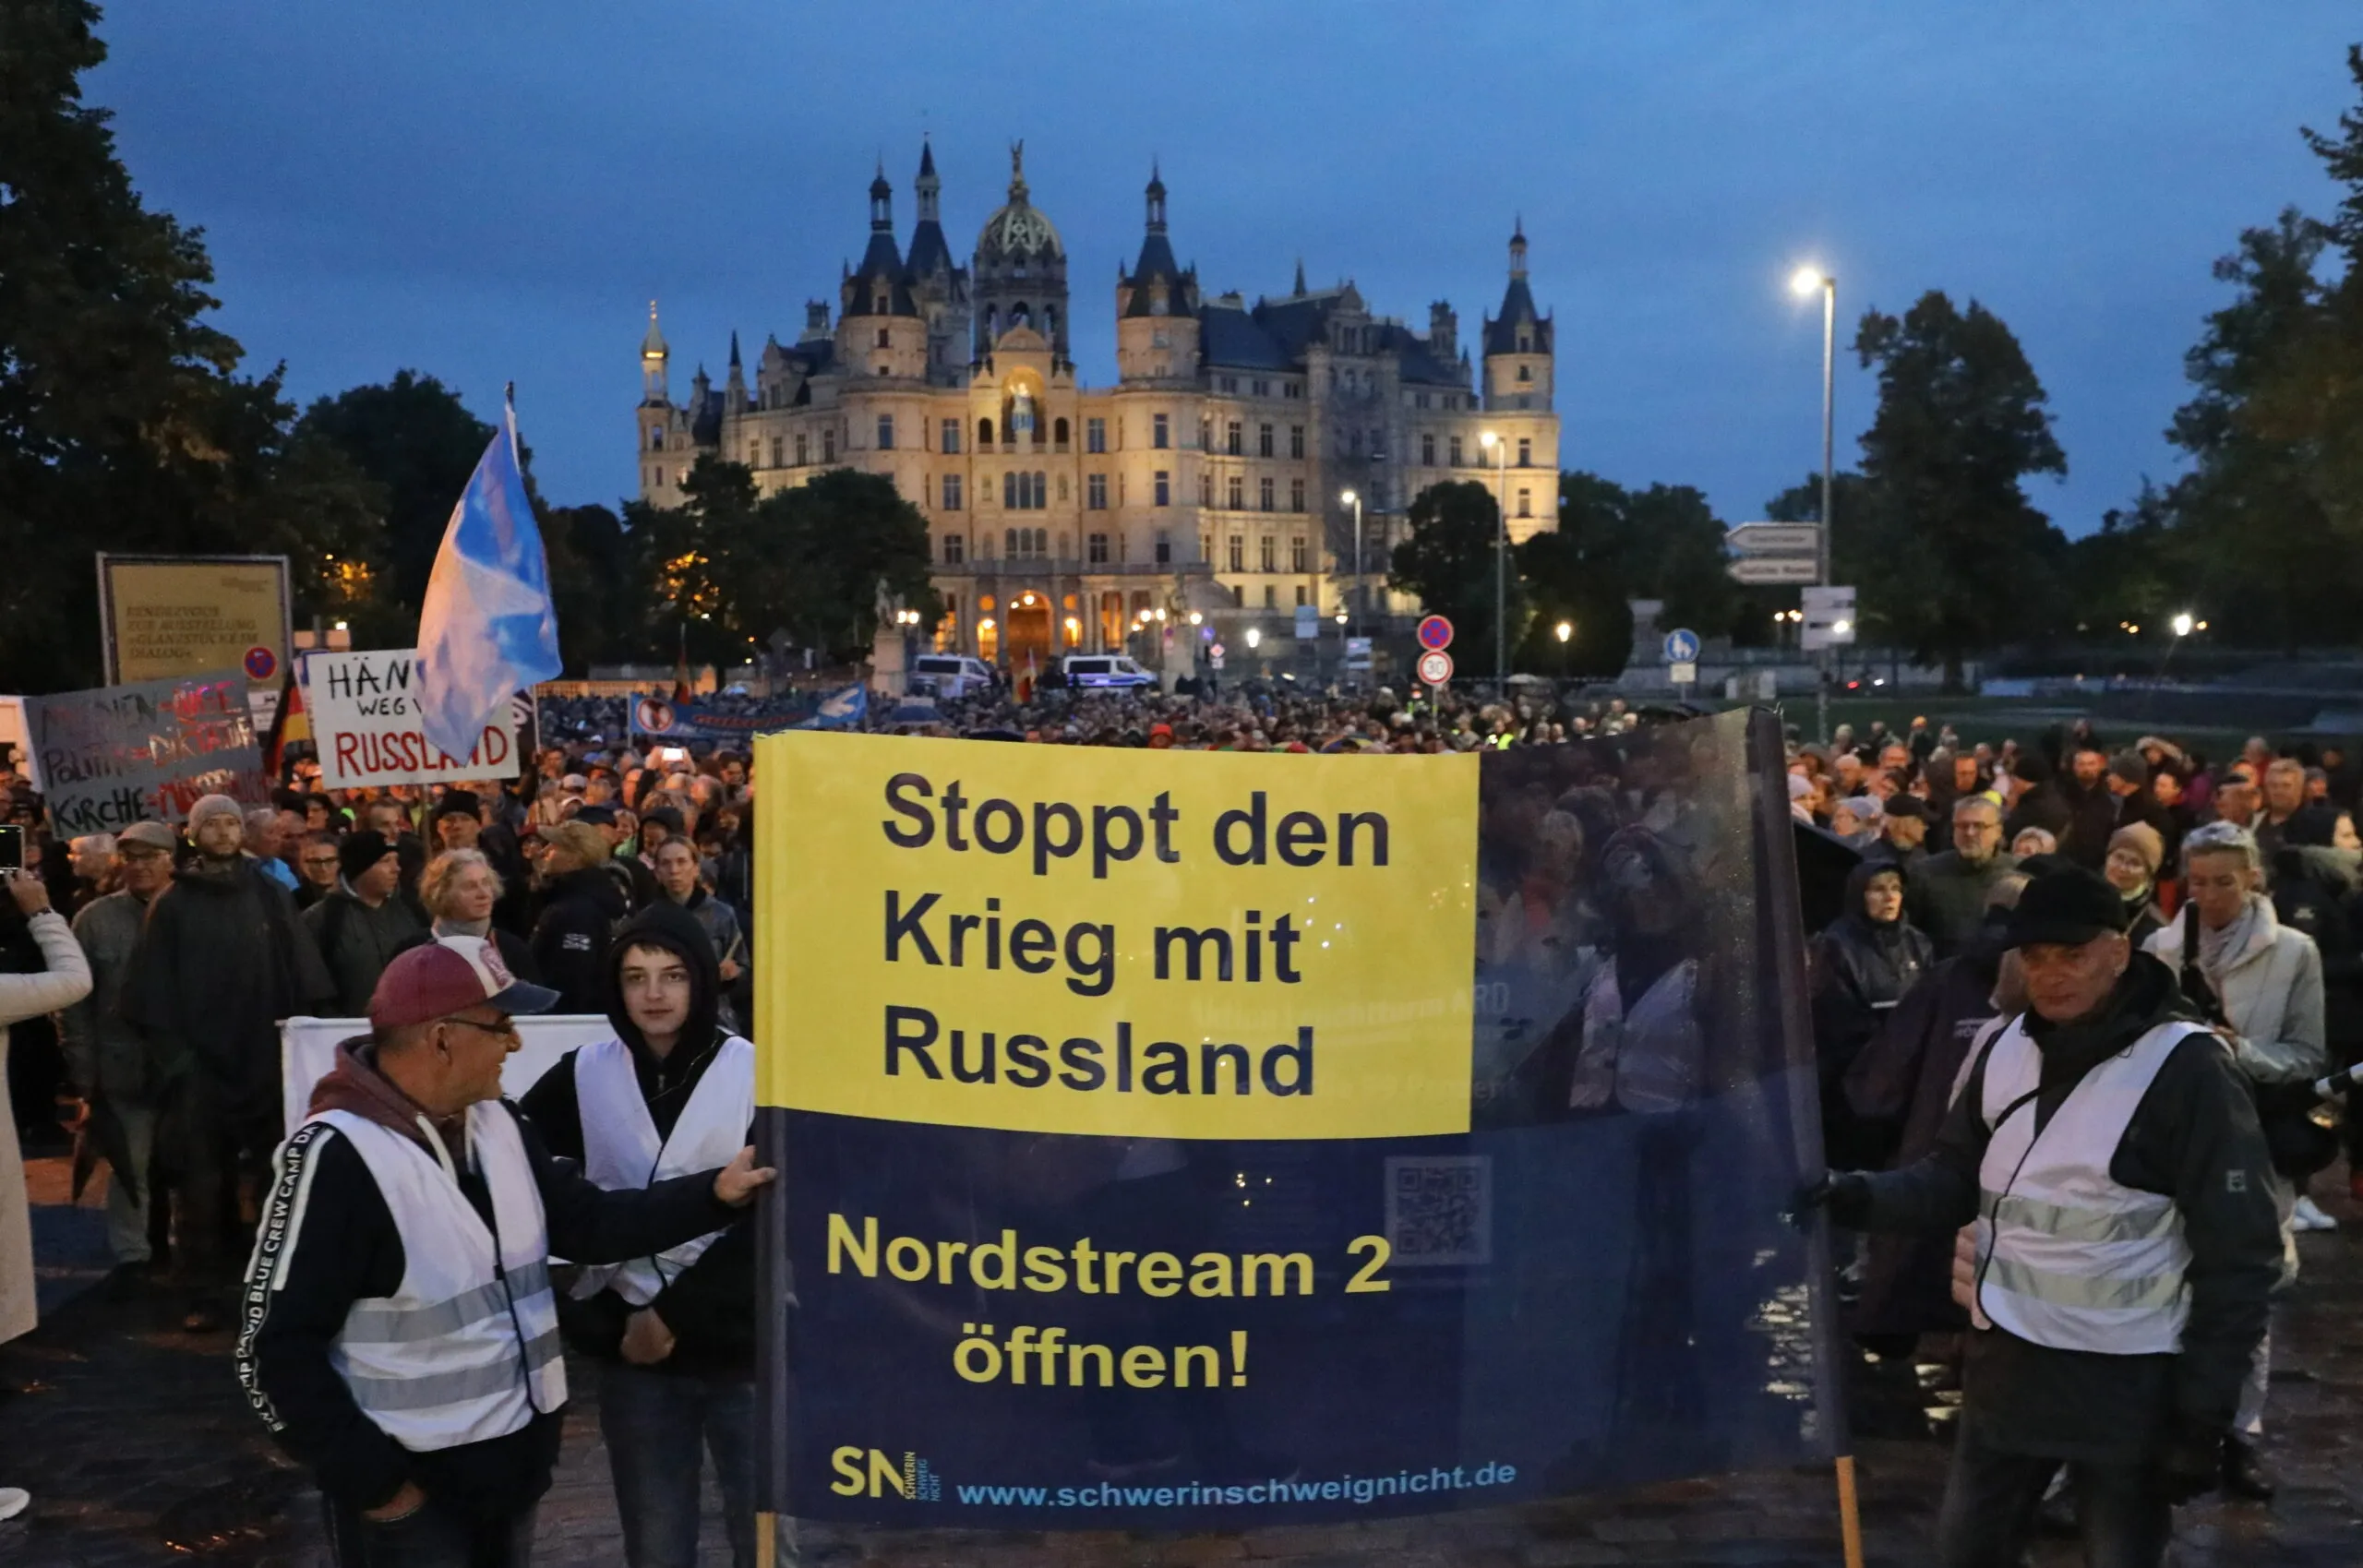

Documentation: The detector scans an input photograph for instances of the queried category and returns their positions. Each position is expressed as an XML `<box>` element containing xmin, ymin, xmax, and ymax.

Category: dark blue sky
<box><xmin>90</xmin><ymin>3</ymin><xmax>2356</xmax><ymax>535</ymax></box>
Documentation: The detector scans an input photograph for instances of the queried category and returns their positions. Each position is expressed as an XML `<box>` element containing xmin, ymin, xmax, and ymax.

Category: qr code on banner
<box><xmin>1384</xmin><ymin>1155</ymin><xmax>1493</xmax><ymax>1266</ymax></box>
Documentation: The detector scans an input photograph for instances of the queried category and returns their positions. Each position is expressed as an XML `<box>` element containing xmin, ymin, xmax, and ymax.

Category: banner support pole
<box><xmin>755</xmin><ymin>1510</ymin><xmax>777</xmax><ymax>1568</ymax></box>
<box><xmin>1835</xmin><ymin>1454</ymin><xmax>1865</xmax><ymax>1568</ymax></box>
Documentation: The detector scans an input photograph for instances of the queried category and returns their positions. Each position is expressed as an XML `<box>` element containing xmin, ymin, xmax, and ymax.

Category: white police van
<box><xmin>1062</xmin><ymin>654</ymin><xmax>1158</xmax><ymax>690</ymax></box>
<box><xmin>909</xmin><ymin>654</ymin><xmax>998</xmax><ymax>699</ymax></box>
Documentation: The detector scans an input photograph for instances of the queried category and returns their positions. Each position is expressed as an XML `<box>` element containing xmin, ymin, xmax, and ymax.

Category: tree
<box><xmin>1390</xmin><ymin>480</ymin><xmax>1524</xmax><ymax>676</ymax></box>
<box><xmin>1514</xmin><ymin>524</ymin><xmax>1633</xmax><ymax>676</ymax></box>
<box><xmin>296</xmin><ymin>371</ymin><xmax>498</xmax><ymax>609</ymax></box>
<box><xmin>2157</xmin><ymin>210</ymin><xmax>2361</xmax><ymax>648</ymax></box>
<box><xmin>0</xmin><ymin>1</ymin><xmax>356</xmax><ymax>690</ymax></box>
<box><xmin>774</xmin><ymin>467</ymin><xmax>942</xmax><ymax>657</ymax></box>
<box><xmin>1851</xmin><ymin>292</ymin><xmax>2069</xmax><ymax>687</ymax></box>
<box><xmin>542</xmin><ymin>501</ymin><xmax>645</xmax><ymax>676</ymax></box>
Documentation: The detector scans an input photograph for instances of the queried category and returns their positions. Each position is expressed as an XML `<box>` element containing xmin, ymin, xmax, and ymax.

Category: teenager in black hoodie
<box><xmin>521</xmin><ymin>903</ymin><xmax>758</xmax><ymax>1568</ymax></box>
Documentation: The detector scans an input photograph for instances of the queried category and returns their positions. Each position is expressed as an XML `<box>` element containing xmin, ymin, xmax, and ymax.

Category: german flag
<box><xmin>262</xmin><ymin>665</ymin><xmax>310</xmax><ymax>779</ymax></box>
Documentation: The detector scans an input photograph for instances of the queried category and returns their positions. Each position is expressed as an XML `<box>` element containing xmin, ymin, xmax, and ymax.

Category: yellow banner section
<box><xmin>755</xmin><ymin>732</ymin><xmax>1478</xmax><ymax>1140</ymax></box>
<box><xmin>100</xmin><ymin>557</ymin><xmax>289</xmax><ymax>686</ymax></box>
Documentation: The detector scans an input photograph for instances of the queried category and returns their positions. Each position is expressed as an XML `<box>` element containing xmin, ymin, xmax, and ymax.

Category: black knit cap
<box><xmin>337</xmin><ymin>829</ymin><xmax>398</xmax><ymax>883</ymax></box>
<box><xmin>2002</xmin><ymin>866</ymin><xmax>2129</xmax><ymax>949</ymax></box>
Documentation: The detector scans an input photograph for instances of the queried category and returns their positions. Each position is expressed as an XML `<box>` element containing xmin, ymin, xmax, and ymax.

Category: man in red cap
<box><xmin>236</xmin><ymin>936</ymin><xmax>774</xmax><ymax>1568</ymax></box>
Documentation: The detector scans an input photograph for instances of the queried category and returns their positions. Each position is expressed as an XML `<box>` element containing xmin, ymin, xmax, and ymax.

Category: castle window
<box><xmin>1226</xmin><ymin>421</ymin><xmax>1242</xmax><ymax>456</ymax></box>
<box><xmin>1199</xmin><ymin>473</ymin><xmax>1214</xmax><ymax>506</ymax></box>
<box><xmin>654</xmin><ymin>466</ymin><xmax>665</xmax><ymax>486</ymax></box>
<box><xmin>978</xmin><ymin>417</ymin><xmax>994</xmax><ymax>447</ymax></box>
<box><xmin>1289</xmin><ymin>425</ymin><xmax>1305</xmax><ymax>459</ymax></box>
<box><xmin>942</xmin><ymin>474</ymin><xmax>963</xmax><ymax>510</ymax></box>
<box><xmin>1518</xmin><ymin>333</ymin><xmax>1531</xmax><ymax>353</ymax></box>
<box><xmin>1517</xmin><ymin>364</ymin><xmax>1532</xmax><ymax>383</ymax></box>
<box><xmin>1152</xmin><ymin>413</ymin><xmax>1170</xmax><ymax>449</ymax></box>
<box><xmin>1005</xmin><ymin>528</ymin><xmax>1018</xmax><ymax>557</ymax></box>
<box><xmin>1448</xmin><ymin>435</ymin><xmax>1463</xmax><ymax>467</ymax></box>
<box><xmin>1253</xmin><ymin>378</ymin><xmax>1270</xmax><ymax>397</ymax></box>
<box><xmin>877</xmin><ymin>414</ymin><xmax>894</xmax><ymax>450</ymax></box>
<box><xmin>1291</xmin><ymin>537</ymin><xmax>1310</xmax><ymax>572</ymax></box>
<box><xmin>1154</xmin><ymin>532</ymin><xmax>1171</xmax><ymax>565</ymax></box>
<box><xmin>1221</xmin><ymin>377</ymin><xmax>1239</xmax><ymax>393</ymax></box>
<box><xmin>1228</xmin><ymin>535</ymin><xmax>1244</xmax><ymax>571</ymax></box>
<box><xmin>1228</xmin><ymin>475</ymin><xmax>1244</xmax><ymax>510</ymax></box>
<box><xmin>748</xmin><ymin>439</ymin><xmax>761</xmax><ymax>466</ymax></box>
<box><xmin>942</xmin><ymin>532</ymin><xmax>965</xmax><ymax>563</ymax></box>
<box><xmin>1259</xmin><ymin>536</ymin><xmax>1276</xmax><ymax>573</ymax></box>
<box><xmin>1421</xmin><ymin>433</ymin><xmax>1436</xmax><ymax>466</ymax></box>
<box><xmin>1053</xmin><ymin>416</ymin><xmax>1070</xmax><ymax>448</ymax></box>
<box><xmin>822</xmin><ymin>428</ymin><xmax>836</xmax><ymax>462</ymax></box>
<box><xmin>942</xmin><ymin>418</ymin><xmax>962</xmax><ymax>454</ymax></box>
<box><xmin>796</xmin><ymin>434</ymin><xmax>809</xmax><ymax>465</ymax></box>
<box><xmin>1087</xmin><ymin>473</ymin><xmax>1108</xmax><ymax>509</ymax></box>
<box><xmin>1258</xmin><ymin>423</ymin><xmax>1274</xmax><ymax>458</ymax></box>
<box><xmin>1087</xmin><ymin>533</ymin><xmax>1110</xmax><ymax>565</ymax></box>
<box><xmin>1295</xmin><ymin>585</ymin><xmax>1308</xmax><ymax>607</ymax></box>
<box><xmin>1517</xmin><ymin>487</ymin><xmax>1532</xmax><ymax>519</ymax></box>
<box><xmin>1290</xmin><ymin>478</ymin><xmax>1306</xmax><ymax>512</ymax></box>
<box><xmin>876</xmin><ymin>328</ymin><xmax>891</xmax><ymax>349</ymax></box>
<box><xmin>1153</xmin><ymin>471</ymin><xmax>1170</xmax><ymax>507</ymax></box>
<box><xmin>1086</xmin><ymin>417</ymin><xmax>1107</xmax><ymax>454</ymax></box>
<box><xmin>1263</xmin><ymin>585</ymin><xmax>1277</xmax><ymax>609</ymax></box>
<box><xmin>1517</xmin><ymin>437</ymin><xmax>1531</xmax><ymax>466</ymax></box>
<box><xmin>1259</xmin><ymin>477</ymin><xmax>1275</xmax><ymax>512</ymax></box>
<box><xmin>650</xmin><ymin>426</ymin><xmax>665</xmax><ymax>451</ymax></box>
<box><xmin>771</xmin><ymin>437</ymin><xmax>784</xmax><ymax>467</ymax></box>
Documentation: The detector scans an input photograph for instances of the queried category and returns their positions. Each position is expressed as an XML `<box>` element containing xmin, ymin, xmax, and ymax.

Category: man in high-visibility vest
<box><xmin>1802</xmin><ymin>867</ymin><xmax>2282</xmax><ymax>1568</ymax></box>
<box><xmin>237</xmin><ymin>935</ymin><xmax>774</xmax><ymax>1568</ymax></box>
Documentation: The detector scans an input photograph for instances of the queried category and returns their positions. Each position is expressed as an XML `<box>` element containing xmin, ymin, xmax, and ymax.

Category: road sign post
<box><xmin>1416</xmin><ymin>615</ymin><xmax>1454</xmax><ymax>652</ymax></box>
<box><xmin>1417</xmin><ymin>649</ymin><xmax>1454</xmax><ymax>690</ymax></box>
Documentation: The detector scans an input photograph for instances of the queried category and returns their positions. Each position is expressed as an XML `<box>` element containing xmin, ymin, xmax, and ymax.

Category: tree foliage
<box><xmin>1390</xmin><ymin>480</ymin><xmax>1524</xmax><ymax>676</ymax></box>
<box><xmin>1849</xmin><ymin>292</ymin><xmax>2069</xmax><ymax>685</ymax></box>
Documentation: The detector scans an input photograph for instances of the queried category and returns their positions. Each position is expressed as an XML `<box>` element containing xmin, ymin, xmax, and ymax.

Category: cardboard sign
<box><xmin>307</xmin><ymin>649</ymin><xmax>532</xmax><ymax>789</ymax></box>
<box><xmin>27</xmin><ymin>671</ymin><xmax>266</xmax><ymax>832</ymax></box>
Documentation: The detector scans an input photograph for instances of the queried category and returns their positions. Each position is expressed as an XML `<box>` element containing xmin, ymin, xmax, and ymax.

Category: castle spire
<box><xmin>640</xmin><ymin>301</ymin><xmax>669</xmax><ymax>404</ymax></box>
<box><xmin>1145</xmin><ymin>160</ymin><xmax>1167</xmax><ymax>234</ymax></box>
<box><xmin>1509</xmin><ymin>215</ymin><xmax>1528</xmax><ymax>280</ymax></box>
<box><xmin>914</xmin><ymin>134</ymin><xmax>940</xmax><ymax>223</ymax></box>
<box><xmin>870</xmin><ymin>163</ymin><xmax>893</xmax><ymax>232</ymax></box>
<box><xmin>727</xmin><ymin>329</ymin><xmax>741</xmax><ymax>368</ymax></box>
<box><xmin>1007</xmin><ymin>138</ymin><xmax>1027</xmax><ymax>202</ymax></box>
<box><xmin>1292</xmin><ymin>257</ymin><xmax>1306</xmax><ymax>296</ymax></box>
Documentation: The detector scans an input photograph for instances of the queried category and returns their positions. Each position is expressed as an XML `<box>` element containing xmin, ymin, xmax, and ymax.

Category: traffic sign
<box><xmin>1727</xmin><ymin>521</ymin><xmax>1822</xmax><ymax>556</ymax></box>
<box><xmin>1293</xmin><ymin>604</ymin><xmax>1319</xmax><ymax>641</ymax></box>
<box><xmin>242</xmin><ymin>644</ymin><xmax>279</xmax><ymax>682</ymax></box>
<box><xmin>1729</xmin><ymin>557</ymin><xmax>1821</xmax><ymax>585</ymax></box>
<box><xmin>1801</xmin><ymin>584</ymin><xmax>1858</xmax><ymax>652</ymax></box>
<box><xmin>1661</xmin><ymin>628</ymin><xmax>1701</xmax><ymax>664</ymax></box>
<box><xmin>1208</xmin><ymin>643</ymin><xmax>1226</xmax><ymax>670</ymax></box>
<box><xmin>1416</xmin><ymin>615</ymin><xmax>1454</xmax><ymax>652</ymax></box>
<box><xmin>1670</xmin><ymin>661</ymin><xmax>1697</xmax><ymax>686</ymax></box>
<box><xmin>1417</xmin><ymin>650</ymin><xmax>1454</xmax><ymax>686</ymax></box>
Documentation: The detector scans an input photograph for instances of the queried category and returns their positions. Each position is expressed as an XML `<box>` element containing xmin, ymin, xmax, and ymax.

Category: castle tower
<box><xmin>724</xmin><ymin>329</ymin><xmax>746</xmax><ymax>414</ymax></box>
<box><xmin>903</xmin><ymin>137</ymin><xmax>972</xmax><ymax>386</ymax></box>
<box><xmin>838</xmin><ymin>165</ymin><xmax>925</xmax><ymax>380</ymax></box>
<box><xmin>971</xmin><ymin>140</ymin><xmax>1068</xmax><ymax>362</ymax></box>
<box><xmin>640</xmin><ymin>300</ymin><xmax>669</xmax><ymax>405</ymax></box>
<box><xmin>1115</xmin><ymin>162</ymin><xmax>1199</xmax><ymax>382</ymax></box>
<box><xmin>1481</xmin><ymin>219</ymin><xmax>1553</xmax><ymax>412</ymax></box>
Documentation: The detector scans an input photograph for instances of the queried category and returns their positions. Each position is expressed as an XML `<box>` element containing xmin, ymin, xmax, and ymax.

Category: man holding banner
<box><xmin>1806</xmin><ymin>867</ymin><xmax>2282</xmax><ymax>1567</ymax></box>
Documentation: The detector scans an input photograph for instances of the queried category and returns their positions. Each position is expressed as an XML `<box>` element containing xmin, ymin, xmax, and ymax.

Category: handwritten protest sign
<box><xmin>751</xmin><ymin>712</ymin><xmax>1840</xmax><ymax>1532</ymax></box>
<box><xmin>306</xmin><ymin>649</ymin><xmax>532</xmax><ymax>790</ymax></box>
<box><xmin>27</xmin><ymin>670</ymin><xmax>267</xmax><ymax>833</ymax></box>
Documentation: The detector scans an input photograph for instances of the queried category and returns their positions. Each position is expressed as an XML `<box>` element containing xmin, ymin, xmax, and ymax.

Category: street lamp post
<box><xmin>1791</xmin><ymin>266</ymin><xmax>1837</xmax><ymax>743</ymax></box>
<box><xmin>1481</xmin><ymin>430</ymin><xmax>1508</xmax><ymax>691</ymax></box>
<box><xmin>1340</xmin><ymin>488</ymin><xmax>1363</xmax><ymax>638</ymax></box>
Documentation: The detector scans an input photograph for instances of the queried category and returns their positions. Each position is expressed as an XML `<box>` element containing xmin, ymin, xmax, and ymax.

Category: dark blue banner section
<box><xmin>760</xmin><ymin>708</ymin><xmax>1843</xmax><ymax>1529</ymax></box>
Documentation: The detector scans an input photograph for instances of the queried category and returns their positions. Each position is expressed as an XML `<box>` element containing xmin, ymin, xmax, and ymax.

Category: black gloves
<box><xmin>2159</xmin><ymin>1420</ymin><xmax>2225</xmax><ymax>1505</ymax></box>
<box><xmin>1790</xmin><ymin>1171</ymin><xmax>1874</xmax><ymax>1229</ymax></box>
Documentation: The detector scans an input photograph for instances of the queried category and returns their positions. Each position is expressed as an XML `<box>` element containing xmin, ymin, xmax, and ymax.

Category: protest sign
<box><xmin>631</xmin><ymin>684</ymin><xmax>869</xmax><ymax>742</ymax></box>
<box><xmin>752</xmin><ymin>710</ymin><xmax>1840</xmax><ymax>1531</ymax></box>
<box><xmin>97</xmin><ymin>554</ymin><xmax>291</xmax><ymax>697</ymax></box>
<box><xmin>306</xmin><ymin>649</ymin><xmax>533</xmax><ymax>789</ymax></box>
<box><xmin>27</xmin><ymin>671</ymin><xmax>267</xmax><ymax>832</ymax></box>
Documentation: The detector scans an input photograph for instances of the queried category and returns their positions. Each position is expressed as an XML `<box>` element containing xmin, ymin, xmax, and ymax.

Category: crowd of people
<box><xmin>0</xmin><ymin>689</ymin><xmax>2353</xmax><ymax>1566</ymax></box>
<box><xmin>1797</xmin><ymin>717</ymin><xmax>2357</xmax><ymax>1562</ymax></box>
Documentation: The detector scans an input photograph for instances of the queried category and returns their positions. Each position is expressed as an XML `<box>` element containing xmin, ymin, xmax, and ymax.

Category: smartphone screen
<box><xmin>0</xmin><ymin>824</ymin><xmax>22</xmax><ymax>874</ymax></box>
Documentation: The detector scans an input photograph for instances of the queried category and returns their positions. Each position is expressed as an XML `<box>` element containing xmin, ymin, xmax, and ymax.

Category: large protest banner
<box><xmin>26</xmin><ymin>671</ymin><xmax>269</xmax><ymax>833</ymax></box>
<box><xmin>305</xmin><ymin>648</ymin><xmax>534</xmax><ymax>789</ymax></box>
<box><xmin>753</xmin><ymin>709</ymin><xmax>1839</xmax><ymax>1531</ymax></box>
<box><xmin>631</xmin><ymin>684</ymin><xmax>868</xmax><ymax>743</ymax></box>
<box><xmin>97</xmin><ymin>553</ymin><xmax>291</xmax><ymax>695</ymax></box>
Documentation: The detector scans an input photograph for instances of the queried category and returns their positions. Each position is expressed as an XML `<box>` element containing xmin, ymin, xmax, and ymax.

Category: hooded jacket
<box><xmin>237</xmin><ymin>1039</ymin><xmax>745</xmax><ymax>1519</ymax></box>
<box><xmin>519</xmin><ymin>903</ymin><xmax>755</xmax><ymax>1376</ymax></box>
<box><xmin>529</xmin><ymin>864</ymin><xmax>629</xmax><ymax>1014</ymax></box>
<box><xmin>1849</xmin><ymin>955</ymin><xmax>2283</xmax><ymax>1462</ymax></box>
<box><xmin>1811</xmin><ymin>864</ymin><xmax>1933</xmax><ymax>1165</ymax></box>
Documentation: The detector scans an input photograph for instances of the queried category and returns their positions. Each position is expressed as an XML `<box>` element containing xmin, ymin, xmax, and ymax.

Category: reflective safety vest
<box><xmin>1971</xmin><ymin>1018</ymin><xmax>2208</xmax><ymax>1355</ymax></box>
<box><xmin>568</xmin><ymin>1035</ymin><xmax>754</xmax><ymax>1307</ymax></box>
<box><xmin>316</xmin><ymin>1105</ymin><xmax>566</xmax><ymax>1451</ymax></box>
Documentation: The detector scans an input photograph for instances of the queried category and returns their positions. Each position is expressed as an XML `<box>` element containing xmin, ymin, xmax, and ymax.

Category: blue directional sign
<box><xmin>1662</xmin><ymin>628</ymin><xmax>1701</xmax><ymax>664</ymax></box>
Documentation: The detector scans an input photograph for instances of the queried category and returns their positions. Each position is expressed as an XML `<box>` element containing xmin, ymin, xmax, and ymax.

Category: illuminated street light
<box><xmin>1479</xmin><ymin>432</ymin><xmax>1507</xmax><ymax>685</ymax></box>
<box><xmin>1187</xmin><ymin>611</ymin><xmax>1203</xmax><ymax>626</ymax></box>
<box><xmin>1554</xmin><ymin>620</ymin><xmax>1573</xmax><ymax>643</ymax></box>
<box><xmin>1245</xmin><ymin>628</ymin><xmax>1262</xmax><ymax>650</ymax></box>
<box><xmin>2171</xmin><ymin>611</ymin><xmax>2195</xmax><ymax>638</ymax></box>
<box><xmin>1790</xmin><ymin>265</ymin><xmax>1828</xmax><ymax>297</ymax></box>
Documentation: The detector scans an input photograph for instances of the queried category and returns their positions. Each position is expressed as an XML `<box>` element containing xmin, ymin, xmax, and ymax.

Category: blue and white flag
<box><xmin>792</xmin><ymin>684</ymin><xmax>869</xmax><ymax>729</ymax></box>
<box><xmin>415</xmin><ymin>403</ymin><xmax>563</xmax><ymax>762</ymax></box>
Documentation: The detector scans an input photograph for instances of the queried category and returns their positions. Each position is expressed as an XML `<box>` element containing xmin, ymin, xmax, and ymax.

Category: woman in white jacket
<box><xmin>2142</xmin><ymin>820</ymin><xmax>2324</xmax><ymax>1502</ymax></box>
<box><xmin>1</xmin><ymin>870</ymin><xmax>95</xmax><ymax>1521</ymax></box>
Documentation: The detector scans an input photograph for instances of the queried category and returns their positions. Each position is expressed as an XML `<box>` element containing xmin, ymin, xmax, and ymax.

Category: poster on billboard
<box><xmin>306</xmin><ymin>649</ymin><xmax>534</xmax><ymax>790</ymax></box>
<box><xmin>25</xmin><ymin>670</ymin><xmax>268</xmax><ymax>833</ymax></box>
<box><xmin>97</xmin><ymin>555</ymin><xmax>293</xmax><ymax>700</ymax></box>
<box><xmin>749</xmin><ymin>711</ymin><xmax>1839</xmax><ymax>1535</ymax></box>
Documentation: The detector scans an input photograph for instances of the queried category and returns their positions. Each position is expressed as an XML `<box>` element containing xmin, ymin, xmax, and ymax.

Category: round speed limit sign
<box><xmin>1417</xmin><ymin>649</ymin><xmax>1454</xmax><ymax>686</ymax></box>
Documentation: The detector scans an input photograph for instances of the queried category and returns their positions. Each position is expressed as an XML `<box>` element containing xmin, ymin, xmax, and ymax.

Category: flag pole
<box><xmin>1835</xmin><ymin>1454</ymin><xmax>1865</xmax><ymax>1568</ymax></box>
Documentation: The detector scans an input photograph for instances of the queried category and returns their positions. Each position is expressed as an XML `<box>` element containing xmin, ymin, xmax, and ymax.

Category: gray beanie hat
<box><xmin>184</xmin><ymin>794</ymin><xmax>246</xmax><ymax>834</ymax></box>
